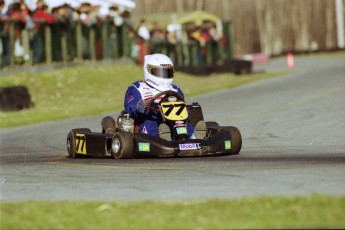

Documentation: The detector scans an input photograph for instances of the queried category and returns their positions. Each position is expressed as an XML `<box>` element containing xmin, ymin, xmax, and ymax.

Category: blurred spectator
<box><xmin>31</xmin><ymin>3</ymin><xmax>55</xmax><ymax>64</ymax></box>
<box><xmin>190</xmin><ymin>27</ymin><xmax>211</xmax><ymax>64</ymax></box>
<box><xmin>149</xmin><ymin>21</ymin><xmax>164</xmax><ymax>54</ymax></box>
<box><xmin>61</xmin><ymin>2</ymin><xmax>79</xmax><ymax>21</ymax></box>
<box><xmin>78</xmin><ymin>2</ymin><xmax>92</xmax><ymax>59</ymax></box>
<box><xmin>79</xmin><ymin>2</ymin><xmax>97</xmax><ymax>26</ymax></box>
<box><xmin>52</xmin><ymin>5</ymin><xmax>69</xmax><ymax>22</ymax></box>
<box><xmin>137</xmin><ymin>18</ymin><xmax>150</xmax><ymax>65</ymax></box>
<box><xmin>166</xmin><ymin>29</ymin><xmax>178</xmax><ymax>63</ymax></box>
<box><xmin>121</xmin><ymin>9</ymin><xmax>134</xmax><ymax>29</ymax></box>
<box><xmin>62</xmin><ymin>3</ymin><xmax>77</xmax><ymax>21</ymax></box>
<box><xmin>89</xmin><ymin>5</ymin><xmax>101</xmax><ymax>24</ymax></box>
<box><xmin>0</xmin><ymin>0</ymin><xmax>5</xmax><ymax>16</ymax></box>
<box><xmin>5</xmin><ymin>1</ymin><xmax>28</xmax><ymax>64</ymax></box>
<box><xmin>35</xmin><ymin>0</ymin><xmax>44</xmax><ymax>11</ymax></box>
<box><xmin>208</xmin><ymin>24</ymin><xmax>221</xmax><ymax>41</ymax></box>
<box><xmin>0</xmin><ymin>0</ymin><xmax>7</xmax><ymax>22</ymax></box>
<box><xmin>108</xmin><ymin>5</ymin><xmax>123</xmax><ymax>27</ymax></box>
<box><xmin>0</xmin><ymin>0</ymin><xmax>6</xmax><ymax>66</ymax></box>
<box><xmin>32</xmin><ymin>3</ymin><xmax>55</xmax><ymax>28</ymax></box>
<box><xmin>6</xmin><ymin>2</ymin><xmax>27</xmax><ymax>38</ymax></box>
<box><xmin>97</xmin><ymin>5</ymin><xmax>108</xmax><ymax>22</ymax></box>
<box><xmin>137</xmin><ymin>18</ymin><xmax>149</xmax><ymax>41</ymax></box>
<box><xmin>167</xmin><ymin>29</ymin><xmax>177</xmax><ymax>45</ymax></box>
<box><xmin>149</xmin><ymin>21</ymin><xmax>160</xmax><ymax>38</ymax></box>
<box><xmin>190</xmin><ymin>27</ymin><xmax>207</xmax><ymax>46</ymax></box>
<box><xmin>208</xmin><ymin>24</ymin><xmax>221</xmax><ymax>63</ymax></box>
<box><xmin>19</xmin><ymin>0</ymin><xmax>30</xmax><ymax>15</ymax></box>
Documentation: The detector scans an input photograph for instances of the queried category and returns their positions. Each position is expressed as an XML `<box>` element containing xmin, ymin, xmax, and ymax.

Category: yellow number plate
<box><xmin>75</xmin><ymin>134</ymin><xmax>86</xmax><ymax>154</ymax></box>
<box><xmin>161</xmin><ymin>101</ymin><xmax>188</xmax><ymax>121</ymax></box>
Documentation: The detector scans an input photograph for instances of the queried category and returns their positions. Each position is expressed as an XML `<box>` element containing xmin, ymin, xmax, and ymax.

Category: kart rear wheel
<box><xmin>111</xmin><ymin>131</ymin><xmax>134</xmax><ymax>159</ymax></box>
<box><xmin>66</xmin><ymin>128</ymin><xmax>91</xmax><ymax>158</ymax></box>
<box><xmin>222</xmin><ymin>126</ymin><xmax>242</xmax><ymax>155</ymax></box>
<box><xmin>205</xmin><ymin>121</ymin><xmax>219</xmax><ymax>128</ymax></box>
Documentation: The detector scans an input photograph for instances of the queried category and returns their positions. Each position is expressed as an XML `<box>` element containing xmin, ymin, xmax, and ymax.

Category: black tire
<box><xmin>67</xmin><ymin>131</ymin><xmax>77</xmax><ymax>158</ymax></box>
<box><xmin>66</xmin><ymin>128</ymin><xmax>91</xmax><ymax>158</ymax></box>
<box><xmin>111</xmin><ymin>131</ymin><xmax>134</xmax><ymax>159</ymax></box>
<box><xmin>222</xmin><ymin>126</ymin><xmax>242</xmax><ymax>155</ymax></box>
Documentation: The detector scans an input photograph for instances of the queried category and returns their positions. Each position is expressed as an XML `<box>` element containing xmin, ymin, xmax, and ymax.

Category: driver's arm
<box><xmin>124</xmin><ymin>85</ymin><xmax>142</xmax><ymax>119</ymax></box>
<box><xmin>173</xmin><ymin>85</ymin><xmax>185</xmax><ymax>100</ymax></box>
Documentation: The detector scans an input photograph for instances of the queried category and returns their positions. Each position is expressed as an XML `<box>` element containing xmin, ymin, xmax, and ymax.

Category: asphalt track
<box><xmin>1</xmin><ymin>55</ymin><xmax>344</xmax><ymax>201</ymax></box>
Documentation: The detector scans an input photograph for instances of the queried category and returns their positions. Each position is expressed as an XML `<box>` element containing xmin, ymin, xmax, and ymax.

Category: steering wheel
<box><xmin>146</xmin><ymin>90</ymin><xmax>185</xmax><ymax>110</ymax></box>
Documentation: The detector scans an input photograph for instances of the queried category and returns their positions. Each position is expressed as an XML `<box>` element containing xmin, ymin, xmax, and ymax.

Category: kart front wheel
<box><xmin>111</xmin><ymin>131</ymin><xmax>134</xmax><ymax>159</ymax></box>
<box><xmin>66</xmin><ymin>128</ymin><xmax>91</xmax><ymax>158</ymax></box>
<box><xmin>222</xmin><ymin>126</ymin><xmax>242</xmax><ymax>155</ymax></box>
<box><xmin>67</xmin><ymin>131</ymin><xmax>76</xmax><ymax>158</ymax></box>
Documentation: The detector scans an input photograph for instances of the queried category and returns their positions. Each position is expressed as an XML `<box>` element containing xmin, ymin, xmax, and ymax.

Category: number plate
<box><xmin>75</xmin><ymin>134</ymin><xmax>86</xmax><ymax>154</ymax></box>
<box><xmin>161</xmin><ymin>101</ymin><xmax>188</xmax><ymax>121</ymax></box>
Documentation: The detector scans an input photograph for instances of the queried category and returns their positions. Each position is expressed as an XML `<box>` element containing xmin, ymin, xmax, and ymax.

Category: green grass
<box><xmin>0</xmin><ymin>64</ymin><xmax>285</xmax><ymax>128</ymax></box>
<box><xmin>1</xmin><ymin>195</ymin><xmax>344</xmax><ymax>229</ymax></box>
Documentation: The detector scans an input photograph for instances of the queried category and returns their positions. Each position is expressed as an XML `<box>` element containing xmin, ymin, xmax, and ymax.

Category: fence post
<box><xmin>188</xmin><ymin>41</ymin><xmax>198</xmax><ymax>66</ymax></box>
<box><xmin>9</xmin><ymin>21</ymin><xmax>15</xmax><ymax>67</ymax></box>
<box><xmin>122</xmin><ymin>24</ymin><xmax>129</xmax><ymax>57</ymax></box>
<box><xmin>101</xmin><ymin>20</ymin><xmax>108</xmax><ymax>59</ymax></box>
<box><xmin>205</xmin><ymin>41</ymin><xmax>212</xmax><ymax>65</ymax></box>
<box><xmin>89</xmin><ymin>26</ymin><xmax>96</xmax><ymax>60</ymax></box>
<box><xmin>114</xmin><ymin>26</ymin><xmax>122</xmax><ymax>58</ymax></box>
<box><xmin>21</xmin><ymin>29</ymin><xmax>31</xmax><ymax>65</ymax></box>
<box><xmin>61</xmin><ymin>29</ymin><xmax>68</xmax><ymax>62</ymax></box>
<box><xmin>176</xmin><ymin>43</ymin><xmax>184</xmax><ymax>67</ymax></box>
<box><xmin>76</xmin><ymin>21</ymin><xmax>83</xmax><ymax>60</ymax></box>
<box><xmin>222</xmin><ymin>20</ymin><xmax>233</xmax><ymax>58</ymax></box>
<box><xmin>44</xmin><ymin>24</ymin><xmax>52</xmax><ymax>64</ymax></box>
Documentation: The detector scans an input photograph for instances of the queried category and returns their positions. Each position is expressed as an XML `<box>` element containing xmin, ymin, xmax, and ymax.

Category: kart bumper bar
<box><xmin>133</xmin><ymin>130</ymin><xmax>233</xmax><ymax>157</ymax></box>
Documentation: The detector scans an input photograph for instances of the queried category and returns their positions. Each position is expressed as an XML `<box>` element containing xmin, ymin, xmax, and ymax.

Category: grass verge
<box><xmin>0</xmin><ymin>64</ymin><xmax>285</xmax><ymax>128</ymax></box>
<box><xmin>1</xmin><ymin>195</ymin><xmax>345</xmax><ymax>229</ymax></box>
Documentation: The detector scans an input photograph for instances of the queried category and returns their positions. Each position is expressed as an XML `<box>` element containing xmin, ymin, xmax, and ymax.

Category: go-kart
<box><xmin>66</xmin><ymin>91</ymin><xmax>242</xmax><ymax>159</ymax></box>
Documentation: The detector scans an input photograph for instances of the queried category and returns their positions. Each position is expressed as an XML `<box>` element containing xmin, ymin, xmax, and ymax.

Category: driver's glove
<box><xmin>136</xmin><ymin>100</ymin><xmax>148</xmax><ymax>113</ymax></box>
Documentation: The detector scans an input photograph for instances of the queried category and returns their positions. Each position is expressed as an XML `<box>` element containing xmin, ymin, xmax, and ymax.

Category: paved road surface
<box><xmin>1</xmin><ymin>55</ymin><xmax>344</xmax><ymax>201</ymax></box>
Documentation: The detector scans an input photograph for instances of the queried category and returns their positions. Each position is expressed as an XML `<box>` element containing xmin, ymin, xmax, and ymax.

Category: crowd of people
<box><xmin>0</xmin><ymin>0</ymin><xmax>225</xmax><ymax>67</ymax></box>
<box><xmin>0</xmin><ymin>0</ymin><xmax>137</xmax><ymax>65</ymax></box>
<box><xmin>0</xmin><ymin>0</ymin><xmax>134</xmax><ymax>29</ymax></box>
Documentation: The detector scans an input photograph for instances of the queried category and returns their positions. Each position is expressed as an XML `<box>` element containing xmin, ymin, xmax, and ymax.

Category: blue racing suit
<box><xmin>124</xmin><ymin>81</ymin><xmax>194</xmax><ymax>137</ymax></box>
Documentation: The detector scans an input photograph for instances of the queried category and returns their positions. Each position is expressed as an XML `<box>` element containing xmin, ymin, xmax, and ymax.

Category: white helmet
<box><xmin>144</xmin><ymin>53</ymin><xmax>174</xmax><ymax>91</ymax></box>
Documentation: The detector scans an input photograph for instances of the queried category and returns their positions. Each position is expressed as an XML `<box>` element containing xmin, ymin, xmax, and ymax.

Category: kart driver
<box><xmin>102</xmin><ymin>53</ymin><xmax>206</xmax><ymax>140</ymax></box>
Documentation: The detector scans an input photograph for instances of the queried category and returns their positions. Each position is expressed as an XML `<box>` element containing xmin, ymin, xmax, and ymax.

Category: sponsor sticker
<box><xmin>179</xmin><ymin>143</ymin><xmax>201</xmax><ymax>151</ymax></box>
<box><xmin>225</xmin><ymin>140</ymin><xmax>232</xmax><ymax>150</ymax></box>
<box><xmin>138</xmin><ymin>142</ymin><xmax>150</xmax><ymax>152</ymax></box>
<box><xmin>176</xmin><ymin>127</ymin><xmax>188</xmax><ymax>135</ymax></box>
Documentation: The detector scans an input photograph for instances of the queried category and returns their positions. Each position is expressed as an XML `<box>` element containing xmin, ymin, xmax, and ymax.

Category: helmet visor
<box><xmin>147</xmin><ymin>64</ymin><xmax>174</xmax><ymax>79</ymax></box>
